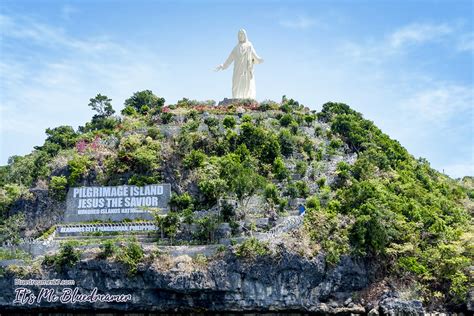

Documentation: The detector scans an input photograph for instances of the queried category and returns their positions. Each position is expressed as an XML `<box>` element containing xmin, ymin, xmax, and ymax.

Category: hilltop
<box><xmin>0</xmin><ymin>90</ymin><xmax>472</xmax><ymax>313</ymax></box>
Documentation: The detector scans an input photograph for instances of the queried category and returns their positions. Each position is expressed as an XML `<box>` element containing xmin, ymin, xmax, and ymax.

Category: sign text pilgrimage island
<box><xmin>64</xmin><ymin>184</ymin><xmax>171</xmax><ymax>223</ymax></box>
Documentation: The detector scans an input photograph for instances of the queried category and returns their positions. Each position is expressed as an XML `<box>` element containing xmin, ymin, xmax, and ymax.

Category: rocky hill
<box><xmin>0</xmin><ymin>91</ymin><xmax>472</xmax><ymax>314</ymax></box>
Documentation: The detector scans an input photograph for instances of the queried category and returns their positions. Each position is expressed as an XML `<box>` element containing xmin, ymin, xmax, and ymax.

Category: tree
<box><xmin>122</xmin><ymin>90</ymin><xmax>165</xmax><ymax>115</ymax></box>
<box><xmin>278</xmin><ymin>129</ymin><xmax>294</xmax><ymax>157</ymax></box>
<box><xmin>223</xmin><ymin>116</ymin><xmax>236</xmax><ymax>129</ymax></box>
<box><xmin>88</xmin><ymin>94</ymin><xmax>115</xmax><ymax>118</ymax></box>
<box><xmin>264</xmin><ymin>183</ymin><xmax>280</xmax><ymax>212</ymax></box>
<box><xmin>272</xmin><ymin>157</ymin><xmax>289</xmax><ymax>180</ymax></box>
<box><xmin>279</xmin><ymin>113</ymin><xmax>294</xmax><ymax>127</ymax></box>
<box><xmin>219</xmin><ymin>154</ymin><xmax>265</xmax><ymax>207</ymax></box>
<box><xmin>49</xmin><ymin>176</ymin><xmax>68</xmax><ymax>201</ymax></box>
<box><xmin>44</xmin><ymin>126</ymin><xmax>78</xmax><ymax>150</ymax></box>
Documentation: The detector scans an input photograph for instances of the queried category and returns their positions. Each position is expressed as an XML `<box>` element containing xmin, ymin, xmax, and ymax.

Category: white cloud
<box><xmin>401</xmin><ymin>84</ymin><xmax>473</xmax><ymax>124</ymax></box>
<box><xmin>279</xmin><ymin>15</ymin><xmax>317</xmax><ymax>30</ymax></box>
<box><xmin>388</xmin><ymin>23</ymin><xmax>453</xmax><ymax>48</ymax></box>
<box><xmin>0</xmin><ymin>13</ymin><xmax>122</xmax><ymax>54</ymax></box>
<box><xmin>342</xmin><ymin>22</ymin><xmax>471</xmax><ymax>63</ymax></box>
<box><xmin>0</xmin><ymin>13</ymin><xmax>170</xmax><ymax>162</ymax></box>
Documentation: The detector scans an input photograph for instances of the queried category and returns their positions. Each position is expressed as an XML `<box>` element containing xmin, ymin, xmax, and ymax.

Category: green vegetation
<box><xmin>223</xmin><ymin>115</ymin><xmax>236</xmax><ymax>129</ymax></box>
<box><xmin>117</xmin><ymin>240</ymin><xmax>144</xmax><ymax>275</ymax></box>
<box><xmin>122</xmin><ymin>90</ymin><xmax>165</xmax><ymax>115</ymax></box>
<box><xmin>0</xmin><ymin>93</ymin><xmax>471</xmax><ymax>306</ymax></box>
<box><xmin>305</xmin><ymin>102</ymin><xmax>473</xmax><ymax>303</ymax></box>
<box><xmin>98</xmin><ymin>240</ymin><xmax>118</xmax><ymax>259</ymax></box>
<box><xmin>0</xmin><ymin>213</ymin><xmax>25</xmax><ymax>245</ymax></box>
<box><xmin>0</xmin><ymin>248</ymin><xmax>31</xmax><ymax>261</ymax></box>
<box><xmin>49</xmin><ymin>176</ymin><xmax>68</xmax><ymax>200</ymax></box>
<box><xmin>43</xmin><ymin>242</ymin><xmax>80</xmax><ymax>272</ymax></box>
<box><xmin>235</xmin><ymin>237</ymin><xmax>270</xmax><ymax>258</ymax></box>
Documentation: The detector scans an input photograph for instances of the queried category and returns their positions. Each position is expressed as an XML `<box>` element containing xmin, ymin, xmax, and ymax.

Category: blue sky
<box><xmin>0</xmin><ymin>0</ymin><xmax>473</xmax><ymax>178</ymax></box>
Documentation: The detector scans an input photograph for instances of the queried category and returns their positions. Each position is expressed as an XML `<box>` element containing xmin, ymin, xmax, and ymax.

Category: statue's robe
<box><xmin>222</xmin><ymin>40</ymin><xmax>263</xmax><ymax>99</ymax></box>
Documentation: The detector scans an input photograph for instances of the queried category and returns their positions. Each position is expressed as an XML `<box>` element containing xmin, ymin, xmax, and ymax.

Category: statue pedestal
<box><xmin>218</xmin><ymin>98</ymin><xmax>241</xmax><ymax>106</ymax></box>
<box><xmin>217</xmin><ymin>98</ymin><xmax>257</xmax><ymax>107</ymax></box>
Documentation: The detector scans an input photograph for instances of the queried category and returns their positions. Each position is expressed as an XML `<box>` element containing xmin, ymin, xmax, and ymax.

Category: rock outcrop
<box><xmin>1</xmin><ymin>251</ymin><xmax>372</xmax><ymax>312</ymax></box>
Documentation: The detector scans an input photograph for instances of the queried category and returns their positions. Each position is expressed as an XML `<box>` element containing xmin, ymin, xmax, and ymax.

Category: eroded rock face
<box><xmin>10</xmin><ymin>189</ymin><xmax>65</xmax><ymax>238</ymax></box>
<box><xmin>0</xmin><ymin>252</ymin><xmax>372</xmax><ymax>312</ymax></box>
<box><xmin>379</xmin><ymin>298</ymin><xmax>424</xmax><ymax>316</ymax></box>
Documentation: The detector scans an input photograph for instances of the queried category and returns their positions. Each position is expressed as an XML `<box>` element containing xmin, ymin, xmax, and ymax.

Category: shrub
<box><xmin>0</xmin><ymin>184</ymin><xmax>25</xmax><ymax>215</ymax></box>
<box><xmin>194</xmin><ymin>215</ymin><xmax>219</xmax><ymax>243</ymax></box>
<box><xmin>183</xmin><ymin>150</ymin><xmax>207</xmax><ymax>169</ymax></box>
<box><xmin>194</xmin><ymin>254</ymin><xmax>208</xmax><ymax>266</ymax></box>
<box><xmin>241</xmin><ymin>114</ymin><xmax>252</xmax><ymax>123</ymax></box>
<box><xmin>259</xmin><ymin>100</ymin><xmax>279</xmax><ymax>111</ymax></box>
<box><xmin>44</xmin><ymin>126</ymin><xmax>78</xmax><ymax>150</ymax></box>
<box><xmin>156</xmin><ymin>212</ymin><xmax>180</xmax><ymax>243</ymax></box>
<box><xmin>295</xmin><ymin>180</ymin><xmax>310</xmax><ymax>198</ymax></box>
<box><xmin>44</xmin><ymin>242</ymin><xmax>80</xmax><ymax>272</ymax></box>
<box><xmin>170</xmin><ymin>193</ymin><xmax>194</xmax><ymax>211</ymax></box>
<box><xmin>186</xmin><ymin>109</ymin><xmax>199</xmax><ymax>120</ymax></box>
<box><xmin>235</xmin><ymin>237</ymin><xmax>270</xmax><ymax>258</ymax></box>
<box><xmin>117</xmin><ymin>241</ymin><xmax>144</xmax><ymax>275</ymax></box>
<box><xmin>279</xmin><ymin>113</ymin><xmax>294</xmax><ymax>127</ymax></box>
<box><xmin>295</xmin><ymin>161</ymin><xmax>308</xmax><ymax>177</ymax></box>
<box><xmin>329</xmin><ymin>138</ymin><xmax>344</xmax><ymax>150</ymax></box>
<box><xmin>306</xmin><ymin>195</ymin><xmax>320</xmax><ymax>210</ymax></box>
<box><xmin>147</xmin><ymin>127</ymin><xmax>162</xmax><ymax>140</ymax></box>
<box><xmin>98</xmin><ymin>240</ymin><xmax>117</xmax><ymax>259</ymax></box>
<box><xmin>68</xmin><ymin>154</ymin><xmax>92</xmax><ymax>186</ymax></box>
<box><xmin>223</xmin><ymin>116</ymin><xmax>236</xmax><ymax>129</ymax></box>
<box><xmin>0</xmin><ymin>248</ymin><xmax>31</xmax><ymax>261</ymax></box>
<box><xmin>49</xmin><ymin>176</ymin><xmax>68</xmax><ymax>201</ymax></box>
<box><xmin>161</xmin><ymin>112</ymin><xmax>174</xmax><ymax>124</ymax></box>
<box><xmin>272</xmin><ymin>157</ymin><xmax>289</xmax><ymax>180</ymax></box>
<box><xmin>314</xmin><ymin>126</ymin><xmax>323</xmax><ymax>137</ymax></box>
<box><xmin>304</xmin><ymin>208</ymin><xmax>349</xmax><ymax>266</ymax></box>
<box><xmin>112</xmin><ymin>134</ymin><xmax>161</xmax><ymax>180</ymax></box>
<box><xmin>122</xmin><ymin>90</ymin><xmax>165</xmax><ymax>115</ymax></box>
<box><xmin>0</xmin><ymin>213</ymin><xmax>25</xmax><ymax>245</ymax></box>
<box><xmin>278</xmin><ymin>129</ymin><xmax>294</xmax><ymax>157</ymax></box>
<box><xmin>264</xmin><ymin>183</ymin><xmax>280</xmax><ymax>207</ymax></box>
<box><xmin>204</xmin><ymin>117</ymin><xmax>219</xmax><ymax>129</ymax></box>
<box><xmin>304</xmin><ymin>114</ymin><xmax>316</xmax><ymax>126</ymax></box>
<box><xmin>286</xmin><ymin>183</ymin><xmax>299</xmax><ymax>199</ymax></box>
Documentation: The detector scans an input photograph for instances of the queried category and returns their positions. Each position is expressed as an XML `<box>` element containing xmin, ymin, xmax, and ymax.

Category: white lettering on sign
<box><xmin>72</xmin><ymin>185</ymin><xmax>164</xmax><ymax>199</ymax></box>
<box><xmin>66</xmin><ymin>184</ymin><xmax>170</xmax><ymax>221</ymax></box>
<box><xmin>58</xmin><ymin>224</ymin><xmax>157</xmax><ymax>234</ymax></box>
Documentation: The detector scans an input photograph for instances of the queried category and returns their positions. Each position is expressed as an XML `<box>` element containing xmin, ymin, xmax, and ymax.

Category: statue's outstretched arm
<box><xmin>251</xmin><ymin>46</ymin><xmax>264</xmax><ymax>64</ymax></box>
<box><xmin>215</xmin><ymin>48</ymin><xmax>235</xmax><ymax>71</ymax></box>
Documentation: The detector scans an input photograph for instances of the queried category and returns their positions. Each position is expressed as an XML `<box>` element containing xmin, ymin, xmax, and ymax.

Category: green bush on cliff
<box><xmin>122</xmin><ymin>90</ymin><xmax>165</xmax><ymax>115</ymax></box>
<box><xmin>235</xmin><ymin>237</ymin><xmax>270</xmax><ymax>258</ymax></box>
<box><xmin>223</xmin><ymin>115</ymin><xmax>236</xmax><ymax>129</ymax></box>
<box><xmin>68</xmin><ymin>154</ymin><xmax>92</xmax><ymax>186</ymax></box>
<box><xmin>43</xmin><ymin>242</ymin><xmax>80</xmax><ymax>272</ymax></box>
<box><xmin>117</xmin><ymin>241</ymin><xmax>144</xmax><ymax>275</ymax></box>
<box><xmin>98</xmin><ymin>240</ymin><xmax>118</xmax><ymax>259</ymax></box>
<box><xmin>49</xmin><ymin>175</ymin><xmax>68</xmax><ymax>201</ymax></box>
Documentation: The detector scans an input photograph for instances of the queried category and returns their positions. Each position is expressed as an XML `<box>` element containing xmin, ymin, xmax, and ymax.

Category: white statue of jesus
<box><xmin>215</xmin><ymin>29</ymin><xmax>264</xmax><ymax>99</ymax></box>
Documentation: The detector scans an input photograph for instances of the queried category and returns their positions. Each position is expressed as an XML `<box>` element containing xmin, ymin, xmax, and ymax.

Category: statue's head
<box><xmin>238</xmin><ymin>29</ymin><xmax>247</xmax><ymax>43</ymax></box>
